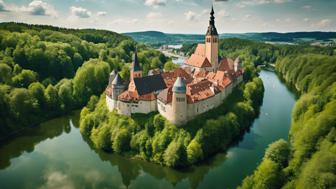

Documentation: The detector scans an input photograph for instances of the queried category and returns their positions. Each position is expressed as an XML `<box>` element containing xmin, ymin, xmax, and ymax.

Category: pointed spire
<box><xmin>210</xmin><ymin>5</ymin><xmax>215</xmax><ymax>21</ymax></box>
<box><xmin>173</xmin><ymin>77</ymin><xmax>186</xmax><ymax>93</ymax></box>
<box><xmin>112</xmin><ymin>73</ymin><xmax>123</xmax><ymax>85</ymax></box>
<box><xmin>132</xmin><ymin>48</ymin><xmax>141</xmax><ymax>71</ymax></box>
<box><xmin>206</xmin><ymin>5</ymin><xmax>218</xmax><ymax>36</ymax></box>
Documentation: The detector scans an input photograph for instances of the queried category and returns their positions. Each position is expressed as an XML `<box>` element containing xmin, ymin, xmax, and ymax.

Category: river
<box><xmin>0</xmin><ymin>70</ymin><xmax>296</xmax><ymax>189</ymax></box>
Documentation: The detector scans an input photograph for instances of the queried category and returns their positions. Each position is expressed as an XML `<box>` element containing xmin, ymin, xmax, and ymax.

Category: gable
<box><xmin>186</xmin><ymin>54</ymin><xmax>212</xmax><ymax>68</ymax></box>
<box><xmin>133</xmin><ymin>74</ymin><xmax>167</xmax><ymax>96</ymax></box>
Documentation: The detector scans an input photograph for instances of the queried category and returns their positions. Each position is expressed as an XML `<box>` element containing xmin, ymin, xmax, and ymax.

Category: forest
<box><xmin>179</xmin><ymin>38</ymin><xmax>335</xmax><ymax>67</ymax></box>
<box><xmin>0</xmin><ymin>22</ymin><xmax>168</xmax><ymax>140</ymax></box>
<box><xmin>239</xmin><ymin>54</ymin><xmax>336</xmax><ymax>189</ymax></box>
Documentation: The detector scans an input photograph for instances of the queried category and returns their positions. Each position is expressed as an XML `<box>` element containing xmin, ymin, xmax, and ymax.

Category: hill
<box><xmin>123</xmin><ymin>31</ymin><xmax>204</xmax><ymax>47</ymax></box>
<box><xmin>124</xmin><ymin>31</ymin><xmax>336</xmax><ymax>46</ymax></box>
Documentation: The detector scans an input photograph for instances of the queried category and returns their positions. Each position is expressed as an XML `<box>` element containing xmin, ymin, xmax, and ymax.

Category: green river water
<box><xmin>0</xmin><ymin>70</ymin><xmax>296</xmax><ymax>189</ymax></box>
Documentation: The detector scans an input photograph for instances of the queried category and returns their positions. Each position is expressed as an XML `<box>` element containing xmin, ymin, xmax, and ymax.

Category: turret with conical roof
<box><xmin>111</xmin><ymin>73</ymin><xmax>125</xmax><ymax>101</ymax></box>
<box><xmin>109</xmin><ymin>70</ymin><xmax>117</xmax><ymax>86</ymax></box>
<box><xmin>172</xmin><ymin>77</ymin><xmax>187</xmax><ymax>125</ymax></box>
<box><xmin>205</xmin><ymin>5</ymin><xmax>219</xmax><ymax>71</ymax></box>
<box><xmin>131</xmin><ymin>49</ymin><xmax>142</xmax><ymax>80</ymax></box>
<box><xmin>173</xmin><ymin>77</ymin><xmax>186</xmax><ymax>93</ymax></box>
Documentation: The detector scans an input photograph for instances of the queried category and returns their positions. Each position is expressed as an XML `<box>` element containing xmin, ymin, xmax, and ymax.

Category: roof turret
<box><xmin>112</xmin><ymin>73</ymin><xmax>123</xmax><ymax>86</ymax></box>
<box><xmin>109</xmin><ymin>70</ymin><xmax>117</xmax><ymax>86</ymax></box>
<box><xmin>172</xmin><ymin>77</ymin><xmax>186</xmax><ymax>93</ymax></box>
<box><xmin>110</xmin><ymin>70</ymin><xmax>116</xmax><ymax>76</ymax></box>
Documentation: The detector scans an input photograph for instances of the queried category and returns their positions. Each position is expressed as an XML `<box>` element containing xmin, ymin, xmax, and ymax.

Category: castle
<box><xmin>105</xmin><ymin>7</ymin><xmax>243</xmax><ymax>125</ymax></box>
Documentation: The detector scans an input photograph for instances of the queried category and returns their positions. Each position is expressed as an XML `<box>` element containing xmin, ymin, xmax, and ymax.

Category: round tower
<box><xmin>205</xmin><ymin>6</ymin><xmax>219</xmax><ymax>71</ymax></box>
<box><xmin>172</xmin><ymin>77</ymin><xmax>187</xmax><ymax>125</ymax></box>
<box><xmin>111</xmin><ymin>73</ymin><xmax>125</xmax><ymax>108</ymax></box>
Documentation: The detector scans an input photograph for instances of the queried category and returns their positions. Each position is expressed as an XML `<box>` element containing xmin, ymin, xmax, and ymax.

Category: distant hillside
<box><xmin>221</xmin><ymin>32</ymin><xmax>336</xmax><ymax>42</ymax></box>
<box><xmin>124</xmin><ymin>31</ymin><xmax>336</xmax><ymax>46</ymax></box>
<box><xmin>0</xmin><ymin>22</ymin><xmax>131</xmax><ymax>46</ymax></box>
<box><xmin>124</xmin><ymin>31</ymin><xmax>204</xmax><ymax>47</ymax></box>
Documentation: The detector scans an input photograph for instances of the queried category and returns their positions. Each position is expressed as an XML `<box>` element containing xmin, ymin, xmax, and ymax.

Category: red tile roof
<box><xmin>185</xmin><ymin>54</ymin><xmax>212</xmax><ymax>68</ymax></box>
<box><xmin>118</xmin><ymin>90</ymin><xmax>156</xmax><ymax>102</ymax></box>
<box><xmin>161</xmin><ymin>68</ymin><xmax>193</xmax><ymax>87</ymax></box>
<box><xmin>186</xmin><ymin>79</ymin><xmax>218</xmax><ymax>103</ymax></box>
<box><xmin>194</xmin><ymin>44</ymin><xmax>206</xmax><ymax>56</ymax></box>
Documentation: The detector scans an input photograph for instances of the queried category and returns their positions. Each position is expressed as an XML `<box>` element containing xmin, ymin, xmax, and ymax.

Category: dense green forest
<box><xmin>180</xmin><ymin>38</ymin><xmax>335</xmax><ymax>67</ymax></box>
<box><xmin>239</xmin><ymin>54</ymin><xmax>336</xmax><ymax>189</ymax></box>
<box><xmin>79</xmin><ymin>64</ymin><xmax>264</xmax><ymax>168</ymax></box>
<box><xmin>0</xmin><ymin>22</ymin><xmax>168</xmax><ymax>140</ymax></box>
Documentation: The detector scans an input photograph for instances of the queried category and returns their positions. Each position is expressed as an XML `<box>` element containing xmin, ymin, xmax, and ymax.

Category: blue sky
<box><xmin>0</xmin><ymin>0</ymin><xmax>335</xmax><ymax>33</ymax></box>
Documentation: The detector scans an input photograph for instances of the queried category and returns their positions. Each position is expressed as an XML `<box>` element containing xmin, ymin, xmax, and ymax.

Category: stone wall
<box><xmin>117</xmin><ymin>100</ymin><xmax>157</xmax><ymax>116</ymax></box>
<box><xmin>157</xmin><ymin>100</ymin><xmax>174</xmax><ymax>123</ymax></box>
<box><xmin>106</xmin><ymin>95</ymin><xmax>117</xmax><ymax>112</ymax></box>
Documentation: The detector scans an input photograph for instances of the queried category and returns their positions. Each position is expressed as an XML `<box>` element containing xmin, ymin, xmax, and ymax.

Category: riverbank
<box><xmin>239</xmin><ymin>54</ymin><xmax>336</xmax><ymax>189</ymax></box>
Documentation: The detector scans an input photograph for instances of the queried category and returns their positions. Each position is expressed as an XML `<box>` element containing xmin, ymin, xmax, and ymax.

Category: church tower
<box><xmin>172</xmin><ymin>77</ymin><xmax>187</xmax><ymax>125</ymax></box>
<box><xmin>205</xmin><ymin>6</ymin><xmax>219</xmax><ymax>71</ymax></box>
<box><xmin>131</xmin><ymin>49</ymin><xmax>142</xmax><ymax>80</ymax></box>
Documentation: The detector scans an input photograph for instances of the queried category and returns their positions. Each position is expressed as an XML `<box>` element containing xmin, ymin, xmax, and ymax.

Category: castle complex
<box><xmin>105</xmin><ymin>7</ymin><xmax>243</xmax><ymax>125</ymax></box>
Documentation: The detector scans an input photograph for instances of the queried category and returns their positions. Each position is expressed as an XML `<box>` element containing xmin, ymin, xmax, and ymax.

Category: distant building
<box><xmin>106</xmin><ymin>6</ymin><xmax>243</xmax><ymax>125</ymax></box>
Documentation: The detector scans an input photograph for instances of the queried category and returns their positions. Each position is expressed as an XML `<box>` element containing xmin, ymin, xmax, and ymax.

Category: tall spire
<box><xmin>132</xmin><ymin>48</ymin><xmax>141</xmax><ymax>71</ymax></box>
<box><xmin>206</xmin><ymin>5</ymin><xmax>218</xmax><ymax>36</ymax></box>
<box><xmin>210</xmin><ymin>5</ymin><xmax>215</xmax><ymax>25</ymax></box>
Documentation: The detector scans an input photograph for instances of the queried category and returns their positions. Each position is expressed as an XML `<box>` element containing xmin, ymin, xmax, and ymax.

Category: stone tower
<box><xmin>111</xmin><ymin>73</ymin><xmax>124</xmax><ymax>108</ymax></box>
<box><xmin>205</xmin><ymin>6</ymin><xmax>219</xmax><ymax>71</ymax></box>
<box><xmin>131</xmin><ymin>49</ymin><xmax>142</xmax><ymax>80</ymax></box>
<box><xmin>172</xmin><ymin>77</ymin><xmax>187</xmax><ymax>125</ymax></box>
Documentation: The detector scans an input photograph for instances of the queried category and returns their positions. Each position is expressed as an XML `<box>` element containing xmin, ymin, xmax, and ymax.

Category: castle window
<box><xmin>176</xmin><ymin>97</ymin><xmax>185</xmax><ymax>102</ymax></box>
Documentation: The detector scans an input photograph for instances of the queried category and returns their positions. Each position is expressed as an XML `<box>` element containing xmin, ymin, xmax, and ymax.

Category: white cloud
<box><xmin>111</xmin><ymin>18</ymin><xmax>139</xmax><ymax>25</ymax></box>
<box><xmin>20</xmin><ymin>0</ymin><xmax>57</xmax><ymax>16</ymax></box>
<box><xmin>0</xmin><ymin>0</ymin><xmax>8</xmax><ymax>12</ymax></box>
<box><xmin>302</xmin><ymin>5</ymin><xmax>312</xmax><ymax>10</ymax></box>
<box><xmin>97</xmin><ymin>11</ymin><xmax>107</xmax><ymax>16</ymax></box>
<box><xmin>39</xmin><ymin>171</ymin><xmax>75</xmax><ymax>189</ymax></box>
<box><xmin>146</xmin><ymin>11</ymin><xmax>162</xmax><ymax>19</ymax></box>
<box><xmin>217</xmin><ymin>10</ymin><xmax>230</xmax><ymax>17</ymax></box>
<box><xmin>144</xmin><ymin>0</ymin><xmax>167</xmax><ymax>7</ymax></box>
<box><xmin>184</xmin><ymin>10</ymin><xmax>196</xmax><ymax>21</ymax></box>
<box><xmin>315</xmin><ymin>19</ymin><xmax>331</xmax><ymax>28</ymax></box>
<box><xmin>244</xmin><ymin>14</ymin><xmax>251</xmax><ymax>19</ymax></box>
<box><xmin>238</xmin><ymin>0</ymin><xmax>291</xmax><ymax>8</ymax></box>
<box><xmin>303</xmin><ymin>18</ymin><xmax>309</xmax><ymax>22</ymax></box>
<box><xmin>70</xmin><ymin>6</ymin><xmax>91</xmax><ymax>18</ymax></box>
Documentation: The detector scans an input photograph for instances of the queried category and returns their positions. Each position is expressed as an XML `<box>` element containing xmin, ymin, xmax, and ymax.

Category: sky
<box><xmin>0</xmin><ymin>0</ymin><xmax>335</xmax><ymax>34</ymax></box>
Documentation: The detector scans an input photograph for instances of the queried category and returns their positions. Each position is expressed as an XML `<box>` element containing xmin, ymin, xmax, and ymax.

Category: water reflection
<box><xmin>83</xmin><ymin>132</ymin><xmax>228</xmax><ymax>189</ymax></box>
<box><xmin>0</xmin><ymin>113</ymin><xmax>77</xmax><ymax>169</ymax></box>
